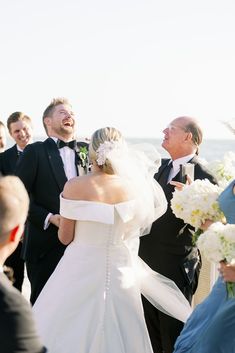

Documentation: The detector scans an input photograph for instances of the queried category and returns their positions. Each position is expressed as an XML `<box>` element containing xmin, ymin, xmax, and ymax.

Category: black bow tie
<box><xmin>57</xmin><ymin>139</ymin><xmax>77</xmax><ymax>150</ymax></box>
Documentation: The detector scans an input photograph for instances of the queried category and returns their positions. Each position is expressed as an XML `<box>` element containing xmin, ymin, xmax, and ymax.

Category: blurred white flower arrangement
<box><xmin>199</xmin><ymin>151</ymin><xmax>235</xmax><ymax>189</ymax></box>
<box><xmin>197</xmin><ymin>222</ymin><xmax>235</xmax><ymax>297</ymax></box>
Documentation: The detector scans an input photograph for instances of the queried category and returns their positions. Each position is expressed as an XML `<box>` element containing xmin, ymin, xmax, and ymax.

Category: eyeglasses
<box><xmin>167</xmin><ymin>124</ymin><xmax>189</xmax><ymax>132</ymax></box>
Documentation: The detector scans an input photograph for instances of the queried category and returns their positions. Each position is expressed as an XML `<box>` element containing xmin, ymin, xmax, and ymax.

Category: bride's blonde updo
<box><xmin>89</xmin><ymin>127</ymin><xmax>123</xmax><ymax>175</ymax></box>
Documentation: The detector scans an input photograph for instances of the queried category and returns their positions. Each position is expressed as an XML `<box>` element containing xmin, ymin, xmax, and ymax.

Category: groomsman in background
<box><xmin>139</xmin><ymin>116</ymin><xmax>217</xmax><ymax>353</ymax></box>
<box><xmin>0</xmin><ymin>121</ymin><xmax>7</xmax><ymax>152</ymax></box>
<box><xmin>0</xmin><ymin>112</ymin><xmax>33</xmax><ymax>175</ymax></box>
<box><xmin>16</xmin><ymin>97</ymin><xmax>89</xmax><ymax>304</ymax></box>
<box><xmin>0</xmin><ymin>112</ymin><xmax>33</xmax><ymax>292</ymax></box>
<box><xmin>0</xmin><ymin>175</ymin><xmax>46</xmax><ymax>353</ymax></box>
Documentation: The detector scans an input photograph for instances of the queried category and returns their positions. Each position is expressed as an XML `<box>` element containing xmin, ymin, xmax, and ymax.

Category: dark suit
<box><xmin>16</xmin><ymin>137</ymin><xmax>88</xmax><ymax>304</ymax></box>
<box><xmin>139</xmin><ymin>156</ymin><xmax>217</xmax><ymax>353</ymax></box>
<box><xmin>0</xmin><ymin>272</ymin><xmax>46</xmax><ymax>353</ymax></box>
<box><xmin>0</xmin><ymin>145</ymin><xmax>25</xmax><ymax>291</ymax></box>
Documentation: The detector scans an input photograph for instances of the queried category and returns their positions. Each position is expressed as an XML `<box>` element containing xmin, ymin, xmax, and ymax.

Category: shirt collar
<box><xmin>50</xmin><ymin>137</ymin><xmax>58</xmax><ymax>144</ymax></box>
<box><xmin>172</xmin><ymin>153</ymin><xmax>195</xmax><ymax>172</ymax></box>
<box><xmin>16</xmin><ymin>145</ymin><xmax>24</xmax><ymax>153</ymax></box>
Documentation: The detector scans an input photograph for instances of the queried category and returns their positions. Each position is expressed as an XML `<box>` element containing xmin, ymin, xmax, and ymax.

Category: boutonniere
<box><xmin>75</xmin><ymin>144</ymin><xmax>90</xmax><ymax>175</ymax></box>
<box><xmin>78</xmin><ymin>146</ymin><xmax>89</xmax><ymax>168</ymax></box>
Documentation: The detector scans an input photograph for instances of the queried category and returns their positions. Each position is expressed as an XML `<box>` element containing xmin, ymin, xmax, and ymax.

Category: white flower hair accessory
<box><xmin>96</xmin><ymin>140</ymin><xmax>122</xmax><ymax>166</ymax></box>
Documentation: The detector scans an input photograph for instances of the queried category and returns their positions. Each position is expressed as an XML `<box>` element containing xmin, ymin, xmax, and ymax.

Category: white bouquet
<box><xmin>170</xmin><ymin>178</ymin><xmax>224</xmax><ymax>231</ymax></box>
<box><xmin>197</xmin><ymin>222</ymin><xmax>235</xmax><ymax>298</ymax></box>
<box><xmin>199</xmin><ymin>152</ymin><xmax>235</xmax><ymax>189</ymax></box>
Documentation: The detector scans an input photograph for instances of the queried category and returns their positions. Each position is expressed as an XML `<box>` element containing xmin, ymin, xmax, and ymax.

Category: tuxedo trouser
<box><xmin>142</xmin><ymin>295</ymin><xmax>184</xmax><ymax>353</ymax></box>
<box><xmin>26</xmin><ymin>246</ymin><xmax>65</xmax><ymax>305</ymax></box>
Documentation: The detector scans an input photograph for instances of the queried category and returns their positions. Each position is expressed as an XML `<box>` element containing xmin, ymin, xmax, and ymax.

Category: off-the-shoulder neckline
<box><xmin>60</xmin><ymin>197</ymin><xmax>135</xmax><ymax>206</ymax></box>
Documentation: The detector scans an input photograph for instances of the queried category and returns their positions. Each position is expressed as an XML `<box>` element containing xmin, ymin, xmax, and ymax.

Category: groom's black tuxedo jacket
<box><xmin>16</xmin><ymin>138</ymin><xmax>88</xmax><ymax>262</ymax></box>
<box><xmin>0</xmin><ymin>272</ymin><xmax>46</xmax><ymax>353</ymax></box>
<box><xmin>139</xmin><ymin>155</ymin><xmax>218</xmax><ymax>293</ymax></box>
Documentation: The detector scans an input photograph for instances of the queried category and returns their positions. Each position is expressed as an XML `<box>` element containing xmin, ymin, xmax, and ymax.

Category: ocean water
<box><xmin>127</xmin><ymin>137</ymin><xmax>235</xmax><ymax>162</ymax></box>
<box><xmin>11</xmin><ymin>136</ymin><xmax>234</xmax><ymax>163</ymax></box>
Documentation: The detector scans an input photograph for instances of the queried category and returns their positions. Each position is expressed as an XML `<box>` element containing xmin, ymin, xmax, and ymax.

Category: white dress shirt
<box><xmin>50</xmin><ymin>137</ymin><xmax>77</xmax><ymax>180</ymax></box>
<box><xmin>168</xmin><ymin>153</ymin><xmax>195</xmax><ymax>182</ymax></box>
<box><xmin>44</xmin><ymin>137</ymin><xmax>77</xmax><ymax>229</ymax></box>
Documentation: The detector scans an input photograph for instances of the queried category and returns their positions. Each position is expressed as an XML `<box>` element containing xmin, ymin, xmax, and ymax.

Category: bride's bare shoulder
<box><xmin>62</xmin><ymin>175</ymin><xmax>91</xmax><ymax>199</ymax></box>
<box><xmin>62</xmin><ymin>173</ymin><xmax>134</xmax><ymax>202</ymax></box>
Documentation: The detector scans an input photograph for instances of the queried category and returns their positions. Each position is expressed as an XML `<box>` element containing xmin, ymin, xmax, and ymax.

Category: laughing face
<box><xmin>45</xmin><ymin>104</ymin><xmax>76</xmax><ymax>140</ymax></box>
<box><xmin>9</xmin><ymin>119</ymin><xmax>33</xmax><ymax>150</ymax></box>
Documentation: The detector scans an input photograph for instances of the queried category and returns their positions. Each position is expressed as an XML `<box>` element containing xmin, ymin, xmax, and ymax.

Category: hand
<box><xmin>49</xmin><ymin>214</ymin><xmax>61</xmax><ymax>228</ymax></box>
<box><xmin>170</xmin><ymin>181</ymin><xmax>185</xmax><ymax>190</ymax></box>
<box><xmin>200</xmin><ymin>219</ymin><xmax>213</xmax><ymax>231</ymax></box>
<box><xmin>170</xmin><ymin>175</ymin><xmax>193</xmax><ymax>190</ymax></box>
<box><xmin>219</xmin><ymin>261</ymin><xmax>235</xmax><ymax>282</ymax></box>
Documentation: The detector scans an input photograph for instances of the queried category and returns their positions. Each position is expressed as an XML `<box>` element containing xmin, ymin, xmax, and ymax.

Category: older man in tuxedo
<box><xmin>0</xmin><ymin>112</ymin><xmax>33</xmax><ymax>292</ymax></box>
<box><xmin>0</xmin><ymin>175</ymin><xmax>46</xmax><ymax>353</ymax></box>
<box><xmin>16</xmin><ymin>97</ymin><xmax>89</xmax><ymax>304</ymax></box>
<box><xmin>139</xmin><ymin>116</ymin><xmax>218</xmax><ymax>353</ymax></box>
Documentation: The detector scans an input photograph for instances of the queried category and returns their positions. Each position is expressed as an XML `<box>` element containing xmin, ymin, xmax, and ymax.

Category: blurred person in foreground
<box><xmin>139</xmin><ymin>116</ymin><xmax>217</xmax><ymax>353</ymax></box>
<box><xmin>0</xmin><ymin>175</ymin><xmax>46</xmax><ymax>353</ymax></box>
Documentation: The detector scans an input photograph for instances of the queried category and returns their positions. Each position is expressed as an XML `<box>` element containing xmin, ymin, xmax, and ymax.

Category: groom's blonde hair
<box><xmin>42</xmin><ymin>97</ymin><xmax>71</xmax><ymax>134</ymax></box>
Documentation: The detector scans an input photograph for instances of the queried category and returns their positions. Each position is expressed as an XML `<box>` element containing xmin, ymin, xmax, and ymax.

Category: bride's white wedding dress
<box><xmin>33</xmin><ymin>197</ymin><xmax>191</xmax><ymax>353</ymax></box>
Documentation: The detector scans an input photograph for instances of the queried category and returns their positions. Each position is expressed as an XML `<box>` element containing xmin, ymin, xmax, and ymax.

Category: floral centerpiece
<box><xmin>197</xmin><ymin>222</ymin><xmax>235</xmax><ymax>298</ymax></box>
<box><xmin>170</xmin><ymin>179</ymin><xmax>225</xmax><ymax>242</ymax></box>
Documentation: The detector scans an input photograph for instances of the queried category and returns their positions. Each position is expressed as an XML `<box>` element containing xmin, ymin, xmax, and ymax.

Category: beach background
<box><xmin>11</xmin><ymin>136</ymin><xmax>234</xmax><ymax>163</ymax></box>
<box><xmin>20</xmin><ymin>136</ymin><xmax>235</xmax><ymax>301</ymax></box>
<box><xmin>128</xmin><ymin>138</ymin><xmax>235</xmax><ymax>162</ymax></box>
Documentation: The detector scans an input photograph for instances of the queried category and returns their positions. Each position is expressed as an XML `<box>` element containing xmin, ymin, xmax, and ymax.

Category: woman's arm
<box><xmin>58</xmin><ymin>216</ymin><xmax>75</xmax><ymax>245</ymax></box>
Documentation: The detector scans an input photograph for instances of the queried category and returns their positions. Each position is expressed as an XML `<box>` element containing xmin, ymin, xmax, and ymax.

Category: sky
<box><xmin>1</xmin><ymin>0</ymin><xmax>235</xmax><ymax>140</ymax></box>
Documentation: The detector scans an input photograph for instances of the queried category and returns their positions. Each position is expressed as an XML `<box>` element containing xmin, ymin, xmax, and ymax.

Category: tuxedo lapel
<box><xmin>156</xmin><ymin>159</ymin><xmax>171</xmax><ymax>187</ymax></box>
<box><xmin>45</xmin><ymin>138</ymin><xmax>67</xmax><ymax>191</ymax></box>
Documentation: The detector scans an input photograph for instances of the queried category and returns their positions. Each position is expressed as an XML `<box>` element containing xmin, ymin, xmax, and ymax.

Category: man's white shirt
<box><xmin>167</xmin><ymin>153</ymin><xmax>195</xmax><ymax>183</ymax></box>
<box><xmin>44</xmin><ymin>137</ymin><xmax>77</xmax><ymax>230</ymax></box>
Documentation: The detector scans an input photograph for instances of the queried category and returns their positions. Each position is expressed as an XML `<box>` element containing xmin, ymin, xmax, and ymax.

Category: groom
<box><xmin>139</xmin><ymin>116</ymin><xmax>217</xmax><ymax>353</ymax></box>
<box><xmin>16</xmin><ymin>97</ymin><xmax>89</xmax><ymax>304</ymax></box>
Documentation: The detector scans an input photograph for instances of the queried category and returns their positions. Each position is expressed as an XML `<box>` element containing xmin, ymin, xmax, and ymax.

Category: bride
<box><xmin>33</xmin><ymin>127</ymin><xmax>192</xmax><ymax>353</ymax></box>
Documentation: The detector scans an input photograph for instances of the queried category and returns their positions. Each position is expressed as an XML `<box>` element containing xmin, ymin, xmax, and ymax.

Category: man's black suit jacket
<box><xmin>0</xmin><ymin>272</ymin><xmax>46</xmax><ymax>353</ymax></box>
<box><xmin>0</xmin><ymin>144</ymin><xmax>25</xmax><ymax>290</ymax></box>
<box><xmin>0</xmin><ymin>144</ymin><xmax>19</xmax><ymax>175</ymax></box>
<box><xmin>139</xmin><ymin>155</ymin><xmax>218</xmax><ymax>294</ymax></box>
<box><xmin>16</xmin><ymin>137</ymin><xmax>88</xmax><ymax>262</ymax></box>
